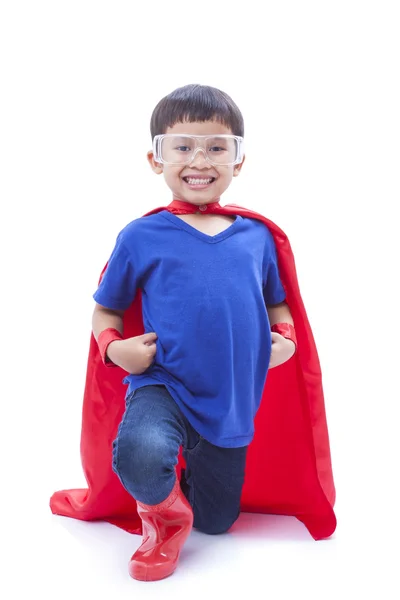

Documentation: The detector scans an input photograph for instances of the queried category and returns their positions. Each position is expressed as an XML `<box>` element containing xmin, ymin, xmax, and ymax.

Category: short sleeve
<box><xmin>93</xmin><ymin>233</ymin><xmax>138</xmax><ymax>310</ymax></box>
<box><xmin>262</xmin><ymin>231</ymin><xmax>286</xmax><ymax>306</ymax></box>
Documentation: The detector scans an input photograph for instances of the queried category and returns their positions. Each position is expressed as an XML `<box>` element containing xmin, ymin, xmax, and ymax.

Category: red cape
<box><xmin>50</xmin><ymin>202</ymin><xmax>336</xmax><ymax>540</ymax></box>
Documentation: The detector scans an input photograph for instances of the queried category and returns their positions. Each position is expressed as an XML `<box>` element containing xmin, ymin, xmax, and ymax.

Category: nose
<box><xmin>188</xmin><ymin>147</ymin><xmax>210</xmax><ymax>168</ymax></box>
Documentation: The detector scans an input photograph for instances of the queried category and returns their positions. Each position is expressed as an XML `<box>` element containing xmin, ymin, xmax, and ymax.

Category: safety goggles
<box><xmin>152</xmin><ymin>134</ymin><xmax>244</xmax><ymax>166</ymax></box>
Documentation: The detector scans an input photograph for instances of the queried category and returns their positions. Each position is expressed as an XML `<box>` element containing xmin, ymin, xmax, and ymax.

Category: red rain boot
<box><xmin>129</xmin><ymin>477</ymin><xmax>194</xmax><ymax>581</ymax></box>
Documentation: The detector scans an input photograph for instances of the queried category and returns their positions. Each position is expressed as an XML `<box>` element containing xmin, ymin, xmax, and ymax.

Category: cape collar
<box><xmin>167</xmin><ymin>199</ymin><xmax>223</xmax><ymax>215</ymax></box>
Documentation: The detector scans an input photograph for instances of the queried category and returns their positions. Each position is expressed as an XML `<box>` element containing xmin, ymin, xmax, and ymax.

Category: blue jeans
<box><xmin>112</xmin><ymin>384</ymin><xmax>248</xmax><ymax>535</ymax></box>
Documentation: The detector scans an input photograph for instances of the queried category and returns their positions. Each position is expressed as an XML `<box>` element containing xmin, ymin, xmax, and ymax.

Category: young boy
<box><xmin>50</xmin><ymin>84</ymin><xmax>336</xmax><ymax>582</ymax></box>
<box><xmin>92</xmin><ymin>84</ymin><xmax>295</xmax><ymax>580</ymax></box>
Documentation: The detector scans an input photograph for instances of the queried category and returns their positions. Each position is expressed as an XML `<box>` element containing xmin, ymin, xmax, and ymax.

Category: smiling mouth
<box><xmin>182</xmin><ymin>176</ymin><xmax>216</xmax><ymax>185</ymax></box>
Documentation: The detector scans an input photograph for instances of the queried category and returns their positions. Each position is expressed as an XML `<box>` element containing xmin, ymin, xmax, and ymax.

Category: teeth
<box><xmin>185</xmin><ymin>177</ymin><xmax>213</xmax><ymax>185</ymax></box>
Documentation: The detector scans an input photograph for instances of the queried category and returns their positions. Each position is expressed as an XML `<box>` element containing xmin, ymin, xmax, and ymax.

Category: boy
<box><xmin>50</xmin><ymin>84</ymin><xmax>336</xmax><ymax>582</ymax></box>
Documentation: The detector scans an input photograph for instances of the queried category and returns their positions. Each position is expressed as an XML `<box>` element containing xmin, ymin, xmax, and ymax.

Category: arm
<box><xmin>267</xmin><ymin>301</ymin><xmax>297</xmax><ymax>368</ymax></box>
<box><xmin>91</xmin><ymin>232</ymin><xmax>157</xmax><ymax>372</ymax></box>
<box><xmin>92</xmin><ymin>303</ymin><xmax>125</xmax><ymax>342</ymax></box>
<box><xmin>92</xmin><ymin>303</ymin><xmax>125</xmax><ymax>365</ymax></box>
<box><xmin>266</xmin><ymin>301</ymin><xmax>294</xmax><ymax>327</ymax></box>
<box><xmin>92</xmin><ymin>302</ymin><xmax>158</xmax><ymax>372</ymax></box>
<box><xmin>267</xmin><ymin>300</ymin><xmax>296</xmax><ymax>342</ymax></box>
<box><xmin>263</xmin><ymin>233</ymin><xmax>296</xmax><ymax>365</ymax></box>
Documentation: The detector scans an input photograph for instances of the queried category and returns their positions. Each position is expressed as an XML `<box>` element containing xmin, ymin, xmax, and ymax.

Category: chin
<box><xmin>172</xmin><ymin>187</ymin><xmax>222</xmax><ymax>204</ymax></box>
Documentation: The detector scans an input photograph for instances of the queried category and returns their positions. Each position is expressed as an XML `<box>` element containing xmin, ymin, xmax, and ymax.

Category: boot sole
<box><xmin>129</xmin><ymin>559</ymin><xmax>177</xmax><ymax>581</ymax></box>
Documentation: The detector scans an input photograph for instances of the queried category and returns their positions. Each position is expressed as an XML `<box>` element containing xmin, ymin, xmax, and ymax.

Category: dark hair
<box><xmin>150</xmin><ymin>84</ymin><xmax>244</xmax><ymax>140</ymax></box>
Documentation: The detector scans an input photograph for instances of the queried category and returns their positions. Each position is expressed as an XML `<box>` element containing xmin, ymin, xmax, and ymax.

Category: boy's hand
<box><xmin>268</xmin><ymin>332</ymin><xmax>296</xmax><ymax>369</ymax></box>
<box><xmin>107</xmin><ymin>332</ymin><xmax>158</xmax><ymax>374</ymax></box>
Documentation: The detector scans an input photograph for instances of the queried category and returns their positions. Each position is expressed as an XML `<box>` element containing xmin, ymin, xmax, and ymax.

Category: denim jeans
<box><xmin>112</xmin><ymin>384</ymin><xmax>248</xmax><ymax>535</ymax></box>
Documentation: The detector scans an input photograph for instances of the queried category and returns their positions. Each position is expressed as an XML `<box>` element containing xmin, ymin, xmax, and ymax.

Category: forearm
<box><xmin>92</xmin><ymin>305</ymin><xmax>124</xmax><ymax>342</ymax></box>
<box><xmin>266</xmin><ymin>301</ymin><xmax>294</xmax><ymax>327</ymax></box>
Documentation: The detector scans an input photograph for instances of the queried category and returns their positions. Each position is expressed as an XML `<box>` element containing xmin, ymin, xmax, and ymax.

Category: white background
<box><xmin>1</xmin><ymin>1</ymin><xmax>399</xmax><ymax>598</ymax></box>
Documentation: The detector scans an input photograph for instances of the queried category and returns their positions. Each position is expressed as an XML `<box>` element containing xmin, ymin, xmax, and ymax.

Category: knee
<box><xmin>194</xmin><ymin>509</ymin><xmax>240</xmax><ymax>535</ymax></box>
<box><xmin>112</xmin><ymin>427</ymin><xmax>174</xmax><ymax>486</ymax></box>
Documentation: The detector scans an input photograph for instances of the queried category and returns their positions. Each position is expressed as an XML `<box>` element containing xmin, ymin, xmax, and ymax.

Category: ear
<box><xmin>233</xmin><ymin>154</ymin><xmax>245</xmax><ymax>177</ymax></box>
<box><xmin>147</xmin><ymin>150</ymin><xmax>163</xmax><ymax>174</ymax></box>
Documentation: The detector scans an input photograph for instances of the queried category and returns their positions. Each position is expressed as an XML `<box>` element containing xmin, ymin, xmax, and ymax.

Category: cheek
<box><xmin>163</xmin><ymin>170</ymin><xmax>181</xmax><ymax>186</ymax></box>
<box><xmin>216</xmin><ymin>171</ymin><xmax>233</xmax><ymax>186</ymax></box>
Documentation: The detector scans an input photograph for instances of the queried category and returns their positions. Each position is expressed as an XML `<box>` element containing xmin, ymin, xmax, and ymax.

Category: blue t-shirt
<box><xmin>93</xmin><ymin>209</ymin><xmax>286</xmax><ymax>448</ymax></box>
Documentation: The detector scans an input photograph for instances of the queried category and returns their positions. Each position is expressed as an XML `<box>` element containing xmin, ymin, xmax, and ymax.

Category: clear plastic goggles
<box><xmin>153</xmin><ymin>134</ymin><xmax>244</xmax><ymax>166</ymax></box>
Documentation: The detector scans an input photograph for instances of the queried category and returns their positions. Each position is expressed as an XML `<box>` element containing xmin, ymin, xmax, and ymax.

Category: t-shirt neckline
<box><xmin>160</xmin><ymin>210</ymin><xmax>242</xmax><ymax>244</ymax></box>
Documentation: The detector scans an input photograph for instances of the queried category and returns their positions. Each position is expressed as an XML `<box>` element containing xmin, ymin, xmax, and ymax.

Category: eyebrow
<box><xmin>169</xmin><ymin>134</ymin><xmax>193</xmax><ymax>140</ymax></box>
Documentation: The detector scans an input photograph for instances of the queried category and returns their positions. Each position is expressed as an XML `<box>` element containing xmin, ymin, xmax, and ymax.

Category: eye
<box><xmin>209</xmin><ymin>146</ymin><xmax>226</xmax><ymax>152</ymax></box>
<box><xmin>175</xmin><ymin>145</ymin><xmax>191</xmax><ymax>152</ymax></box>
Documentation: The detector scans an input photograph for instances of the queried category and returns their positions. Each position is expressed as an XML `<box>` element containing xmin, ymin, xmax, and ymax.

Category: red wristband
<box><xmin>271</xmin><ymin>322</ymin><xmax>297</xmax><ymax>351</ymax></box>
<box><xmin>97</xmin><ymin>328</ymin><xmax>123</xmax><ymax>367</ymax></box>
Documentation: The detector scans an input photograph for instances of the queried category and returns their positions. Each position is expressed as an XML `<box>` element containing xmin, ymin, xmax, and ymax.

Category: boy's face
<box><xmin>147</xmin><ymin>120</ymin><xmax>245</xmax><ymax>206</ymax></box>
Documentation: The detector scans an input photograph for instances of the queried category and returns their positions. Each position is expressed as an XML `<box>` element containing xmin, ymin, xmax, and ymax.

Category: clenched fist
<box><xmin>268</xmin><ymin>332</ymin><xmax>296</xmax><ymax>369</ymax></box>
<box><xmin>107</xmin><ymin>332</ymin><xmax>158</xmax><ymax>374</ymax></box>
